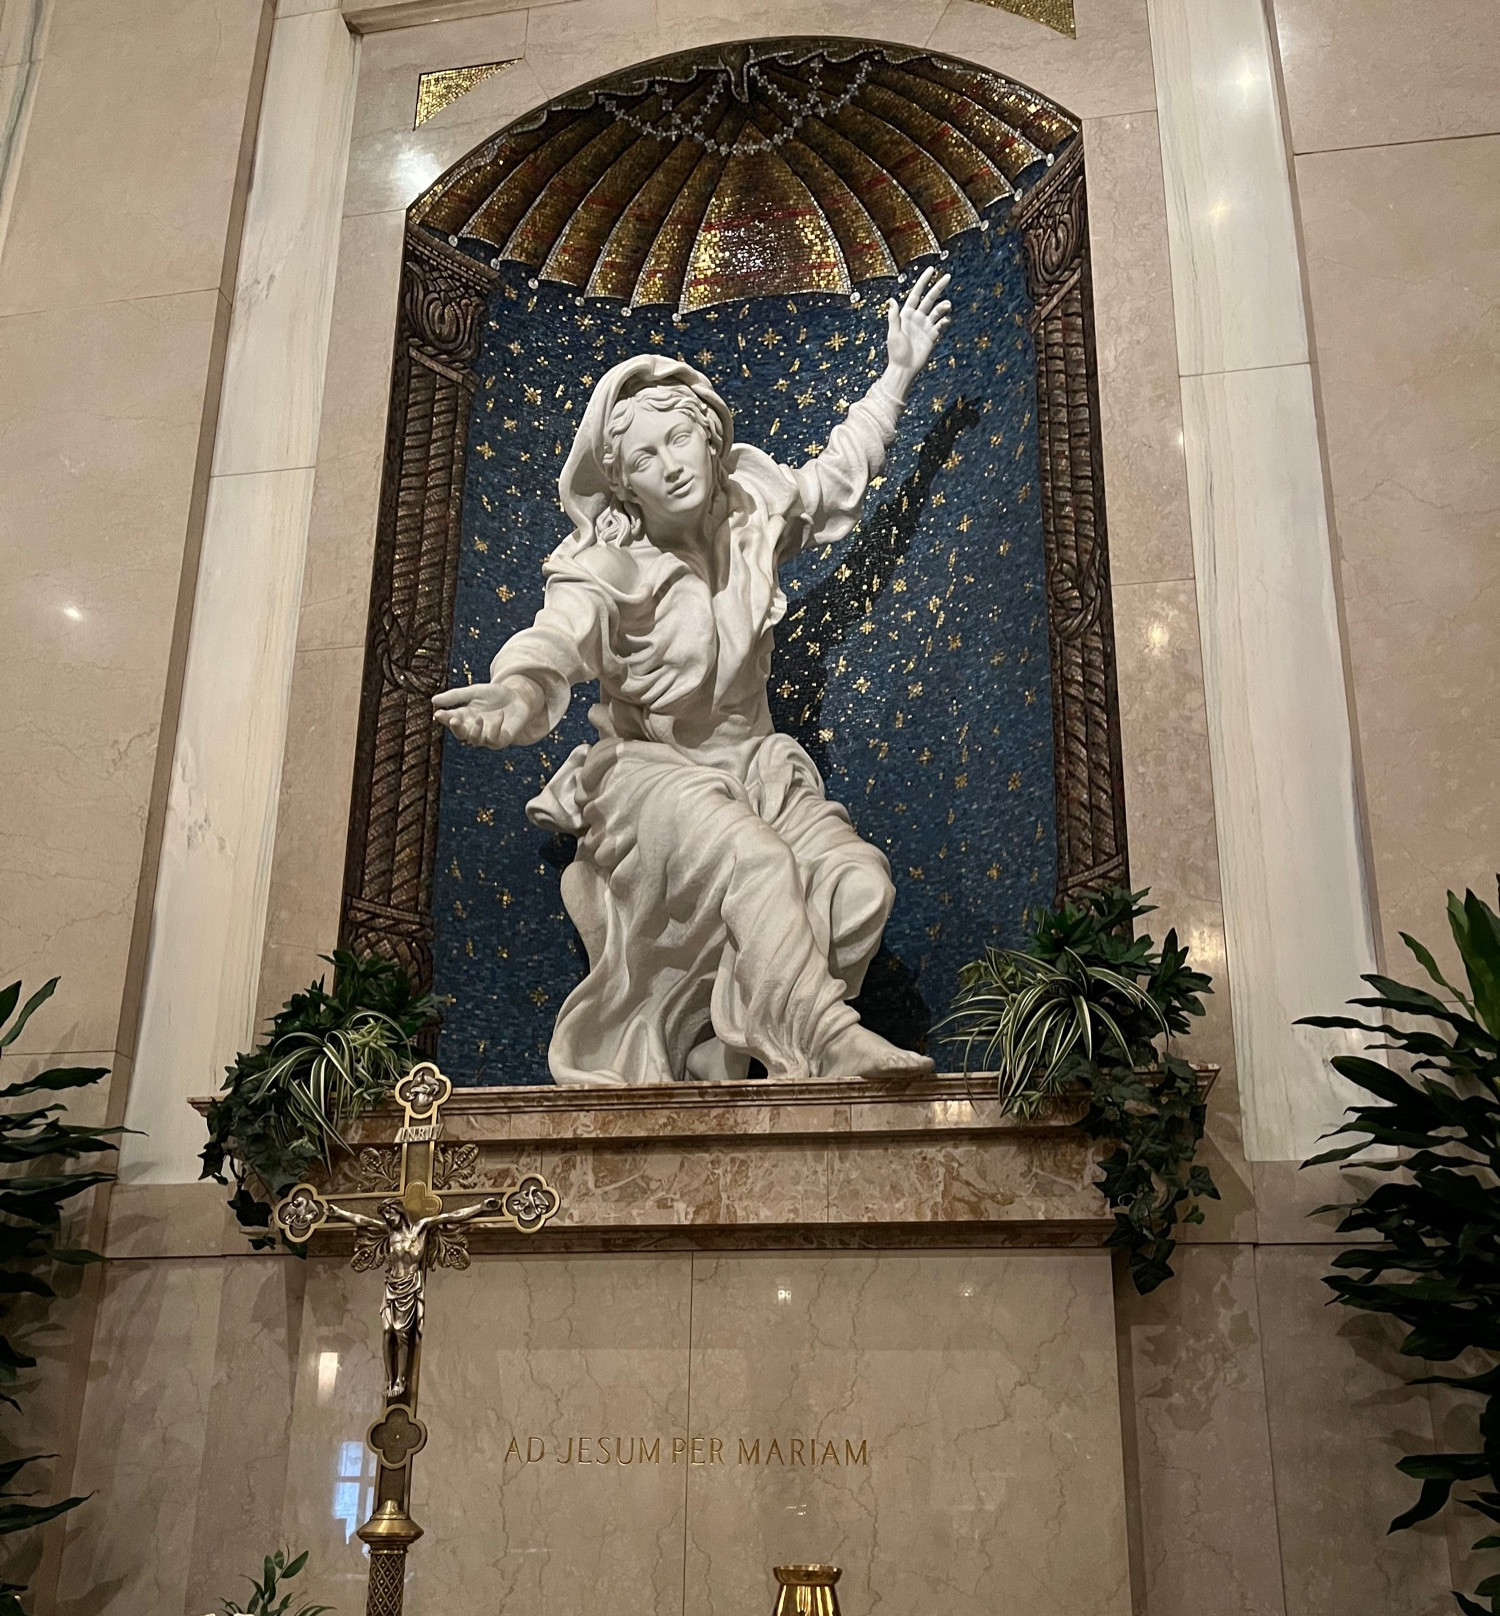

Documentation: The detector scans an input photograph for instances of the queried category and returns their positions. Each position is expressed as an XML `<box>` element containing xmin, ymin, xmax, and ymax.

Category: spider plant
<box><xmin>940</xmin><ymin>886</ymin><xmax>1217</xmax><ymax>1292</ymax></box>
<box><xmin>940</xmin><ymin>944</ymin><xmax>1167</xmax><ymax>1116</ymax></box>
<box><xmin>245</xmin><ymin>1009</ymin><xmax>411</xmax><ymax>1168</ymax></box>
<box><xmin>202</xmin><ymin>951</ymin><xmax>436</xmax><ymax>1246</ymax></box>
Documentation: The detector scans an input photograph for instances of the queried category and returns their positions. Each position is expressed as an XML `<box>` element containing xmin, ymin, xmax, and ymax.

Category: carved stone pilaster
<box><xmin>341</xmin><ymin>230</ymin><xmax>498</xmax><ymax>985</ymax></box>
<box><xmin>1015</xmin><ymin>143</ymin><xmax>1129</xmax><ymax>899</ymax></box>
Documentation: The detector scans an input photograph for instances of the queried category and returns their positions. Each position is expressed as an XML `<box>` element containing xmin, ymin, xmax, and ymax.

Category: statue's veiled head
<box><xmin>560</xmin><ymin>356</ymin><xmax>733</xmax><ymax>552</ymax></box>
<box><xmin>601</xmin><ymin>384</ymin><xmax>725</xmax><ymax>544</ymax></box>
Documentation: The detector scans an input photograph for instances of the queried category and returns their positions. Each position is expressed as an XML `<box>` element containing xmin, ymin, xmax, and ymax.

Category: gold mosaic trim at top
<box><xmin>412</xmin><ymin>44</ymin><xmax>1081</xmax><ymax>313</ymax></box>
<box><xmin>414</xmin><ymin>61</ymin><xmax>519</xmax><ymax>129</ymax></box>
<box><xmin>972</xmin><ymin>0</ymin><xmax>1075</xmax><ymax>35</ymax></box>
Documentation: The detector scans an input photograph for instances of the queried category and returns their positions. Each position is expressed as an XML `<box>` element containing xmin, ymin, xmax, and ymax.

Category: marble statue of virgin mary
<box><xmin>433</xmin><ymin>270</ymin><xmax>954</xmax><ymax>1086</ymax></box>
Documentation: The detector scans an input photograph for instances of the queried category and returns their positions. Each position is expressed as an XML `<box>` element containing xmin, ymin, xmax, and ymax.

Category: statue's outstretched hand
<box><xmin>432</xmin><ymin>677</ymin><xmax>532</xmax><ymax>749</ymax></box>
<box><xmin>885</xmin><ymin>267</ymin><xmax>952</xmax><ymax>382</ymax></box>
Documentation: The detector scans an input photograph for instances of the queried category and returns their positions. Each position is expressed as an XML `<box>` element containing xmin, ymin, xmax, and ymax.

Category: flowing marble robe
<box><xmin>487</xmin><ymin>356</ymin><xmax>909</xmax><ymax>1086</ymax></box>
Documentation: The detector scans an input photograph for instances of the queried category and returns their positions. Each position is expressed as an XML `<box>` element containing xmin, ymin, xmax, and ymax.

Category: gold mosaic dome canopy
<box><xmin>411</xmin><ymin>41</ymin><xmax>1081</xmax><ymax>314</ymax></box>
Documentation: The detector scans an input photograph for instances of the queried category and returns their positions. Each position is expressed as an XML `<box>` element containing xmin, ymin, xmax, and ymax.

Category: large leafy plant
<box><xmin>1301</xmin><ymin>884</ymin><xmax>1500</xmax><ymax>1616</ymax></box>
<box><xmin>202</xmin><ymin>952</ymin><xmax>436</xmax><ymax>1246</ymax></box>
<box><xmin>0</xmin><ymin>978</ymin><xmax>120</xmax><ymax>1616</ymax></box>
<box><xmin>214</xmin><ymin>1547</ymin><xmax>329</xmax><ymax>1616</ymax></box>
<box><xmin>941</xmin><ymin>886</ymin><xmax>1217</xmax><ymax>1293</ymax></box>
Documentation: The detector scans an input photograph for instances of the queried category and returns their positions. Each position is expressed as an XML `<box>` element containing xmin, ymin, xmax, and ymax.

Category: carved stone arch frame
<box><xmin>340</xmin><ymin>44</ymin><xmax>1128</xmax><ymax>995</ymax></box>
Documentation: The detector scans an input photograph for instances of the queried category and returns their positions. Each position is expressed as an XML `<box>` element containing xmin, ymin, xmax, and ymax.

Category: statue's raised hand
<box><xmin>432</xmin><ymin>676</ymin><xmax>533</xmax><ymax>749</ymax></box>
<box><xmin>885</xmin><ymin>267</ymin><xmax>952</xmax><ymax>383</ymax></box>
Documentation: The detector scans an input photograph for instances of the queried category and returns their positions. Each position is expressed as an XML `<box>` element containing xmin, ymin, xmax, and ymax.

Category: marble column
<box><xmin>124</xmin><ymin>9</ymin><xmax>358</xmax><ymax>1182</ymax></box>
<box><xmin>1146</xmin><ymin>0</ymin><xmax>1378</xmax><ymax>1160</ymax></box>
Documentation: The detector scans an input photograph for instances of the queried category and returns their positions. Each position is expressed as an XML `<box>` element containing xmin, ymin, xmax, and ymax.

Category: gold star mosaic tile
<box><xmin>414</xmin><ymin>60</ymin><xmax>519</xmax><ymax>129</ymax></box>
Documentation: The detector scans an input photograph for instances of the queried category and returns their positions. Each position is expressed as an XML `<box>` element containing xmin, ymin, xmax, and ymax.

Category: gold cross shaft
<box><xmin>271</xmin><ymin>1062</ymin><xmax>561</xmax><ymax>1616</ymax></box>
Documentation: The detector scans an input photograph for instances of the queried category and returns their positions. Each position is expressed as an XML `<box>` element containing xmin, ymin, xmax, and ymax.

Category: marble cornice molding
<box><xmin>186</xmin><ymin>1068</ymin><xmax>1215</xmax><ymax>1252</ymax></box>
<box><xmin>339</xmin><ymin>0</ymin><xmax>1076</xmax><ymax>35</ymax></box>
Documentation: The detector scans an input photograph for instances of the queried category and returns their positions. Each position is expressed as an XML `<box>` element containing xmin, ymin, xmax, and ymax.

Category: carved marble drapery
<box><xmin>341</xmin><ymin>43</ymin><xmax>1128</xmax><ymax>993</ymax></box>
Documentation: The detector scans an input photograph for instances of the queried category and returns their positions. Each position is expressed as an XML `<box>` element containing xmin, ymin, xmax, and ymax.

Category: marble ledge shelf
<box><xmin>188</xmin><ymin>1069</ymin><xmax>1216</xmax><ymax>1252</ymax></box>
<box><xmin>346</xmin><ymin>1066</ymin><xmax>1218</xmax><ymax>1145</ymax></box>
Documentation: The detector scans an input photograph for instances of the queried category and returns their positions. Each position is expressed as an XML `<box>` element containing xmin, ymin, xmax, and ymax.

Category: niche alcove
<box><xmin>338</xmin><ymin>39</ymin><xmax>1128</xmax><ymax>1085</ymax></box>
<box><xmin>290</xmin><ymin>41</ymin><xmax>1148</xmax><ymax>1616</ymax></box>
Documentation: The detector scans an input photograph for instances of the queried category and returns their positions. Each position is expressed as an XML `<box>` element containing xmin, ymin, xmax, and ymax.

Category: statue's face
<box><xmin>616</xmin><ymin>405</ymin><xmax>715</xmax><ymax>537</ymax></box>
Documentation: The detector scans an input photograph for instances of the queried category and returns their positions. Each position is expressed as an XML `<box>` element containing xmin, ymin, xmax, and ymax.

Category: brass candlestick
<box><xmin>773</xmin><ymin>1565</ymin><xmax>843</xmax><ymax>1616</ymax></box>
<box><xmin>273</xmin><ymin>1063</ymin><xmax>561</xmax><ymax>1616</ymax></box>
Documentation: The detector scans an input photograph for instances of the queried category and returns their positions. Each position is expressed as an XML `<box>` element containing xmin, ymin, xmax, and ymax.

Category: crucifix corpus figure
<box><xmin>325</xmin><ymin>1196</ymin><xmax>502</xmax><ymax>1399</ymax></box>
<box><xmin>434</xmin><ymin>269</ymin><xmax>955</xmax><ymax>1087</ymax></box>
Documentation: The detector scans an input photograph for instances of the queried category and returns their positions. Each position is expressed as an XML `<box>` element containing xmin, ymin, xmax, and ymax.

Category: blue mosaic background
<box><xmin>430</xmin><ymin>221</ymin><xmax>1056</xmax><ymax>1084</ymax></box>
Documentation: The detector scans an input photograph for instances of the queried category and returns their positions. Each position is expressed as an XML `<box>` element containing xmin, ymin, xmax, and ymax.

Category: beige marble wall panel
<box><xmin>827</xmin><ymin>1132</ymin><xmax>1101</xmax><ymax>1225</ymax></box>
<box><xmin>419</xmin><ymin>1253</ymin><xmax>692</xmax><ymax>1612</ymax></box>
<box><xmin>104</xmin><ymin>1182</ymin><xmax>250</xmax><ymax>1260</ymax></box>
<box><xmin>543</xmin><ymin>1139</ymin><xmax>830</xmax><ymax>1226</ymax></box>
<box><xmin>1146</xmin><ymin>0</ymin><xmax>1307</xmax><ymax>374</ymax></box>
<box><xmin>1250</xmin><ymin>1158</ymin><xmax>1382</xmax><ymax>1247</ymax></box>
<box><xmin>298</xmin><ymin>436</ymin><xmax>387</xmax><ymax>651</ymax></box>
<box><xmin>1272</xmin><ymin>0</ymin><xmax>1500</xmax><ymax>154</ymax></box>
<box><xmin>1082</xmin><ymin>110</ymin><xmax>1192</xmax><ymax>587</ymax></box>
<box><xmin>298</xmin><ymin>207</ymin><xmax>405</xmax><ymax>651</ymax></box>
<box><xmin>0</xmin><ymin>289</ymin><xmax>226</xmax><ymax>1055</ymax></box>
<box><xmin>283</xmin><ymin>1253</ymin><xmax>693</xmax><ymax>1614</ymax></box>
<box><xmin>343</xmin><ymin>9</ymin><xmax>534</xmax><ymax>219</ymax></box>
<box><xmin>926</xmin><ymin>0</ymin><xmax>1155</xmax><ymax>121</ymax></box>
<box><xmin>1112</xmin><ymin>581</ymin><xmax>1220</xmax><ymax>911</ymax></box>
<box><xmin>1110</xmin><ymin>579</ymin><xmax>1252</xmax><ymax>1239</ymax></box>
<box><xmin>529</xmin><ymin>0</ymin><xmax>702</xmax><ymax>101</ymax></box>
<box><xmin>279</xmin><ymin>1257</ymin><xmax>386</xmax><ymax>1613</ymax></box>
<box><xmin>55</xmin><ymin>1258</ymin><xmax>228</xmax><ymax>1615</ymax></box>
<box><xmin>684</xmin><ymin>1250</ymin><xmax>1131</xmax><ymax>1616</ymax></box>
<box><xmin>184</xmin><ymin>1258</ymin><xmax>308</xmax><ymax>1615</ymax></box>
<box><xmin>1295</xmin><ymin>135</ymin><xmax>1500</xmax><ymax>978</ymax></box>
<box><xmin>1255</xmin><ymin>1244</ymin><xmax>1452</xmax><ymax>1616</ymax></box>
<box><xmin>258</xmin><ymin>939</ymin><xmax>331</xmax><ymax>1032</ymax></box>
<box><xmin>1116</xmin><ymin>1244</ymin><xmax>1285</xmax><ymax>1616</ymax></box>
<box><xmin>651</xmin><ymin>0</ymin><xmax>945</xmax><ymax>75</ymax></box>
<box><xmin>260</xmin><ymin>645</ymin><xmax>365</xmax><ymax>975</ymax></box>
<box><xmin>0</xmin><ymin>0</ymin><xmax>268</xmax><ymax>317</ymax></box>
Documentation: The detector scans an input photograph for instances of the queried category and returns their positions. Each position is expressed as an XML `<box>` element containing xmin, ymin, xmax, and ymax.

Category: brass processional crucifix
<box><xmin>272</xmin><ymin>1063</ymin><xmax>561</xmax><ymax>1616</ymax></box>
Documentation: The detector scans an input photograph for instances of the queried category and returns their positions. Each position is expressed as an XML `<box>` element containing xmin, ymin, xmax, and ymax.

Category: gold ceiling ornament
<box><xmin>411</xmin><ymin>42</ymin><xmax>1080</xmax><ymax>314</ymax></box>
<box><xmin>971</xmin><ymin>0</ymin><xmax>1076</xmax><ymax>35</ymax></box>
<box><xmin>414</xmin><ymin>60</ymin><xmax>519</xmax><ymax>129</ymax></box>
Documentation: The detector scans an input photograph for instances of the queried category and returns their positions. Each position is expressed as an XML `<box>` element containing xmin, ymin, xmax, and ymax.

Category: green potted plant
<box><xmin>201</xmin><ymin>951</ymin><xmax>437</xmax><ymax>1246</ymax></box>
<box><xmin>0</xmin><ymin>977</ymin><xmax>121</xmax><ymax>1616</ymax></box>
<box><xmin>939</xmin><ymin>885</ymin><xmax>1218</xmax><ymax>1293</ymax></box>
<box><xmin>1300</xmin><ymin>883</ymin><xmax>1500</xmax><ymax>1616</ymax></box>
<box><xmin>211</xmin><ymin>1547</ymin><xmax>329</xmax><ymax>1616</ymax></box>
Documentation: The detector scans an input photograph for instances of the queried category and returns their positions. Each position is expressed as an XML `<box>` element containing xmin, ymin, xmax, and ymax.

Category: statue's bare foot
<box><xmin>817</xmin><ymin>1024</ymin><xmax>935</xmax><ymax>1081</ymax></box>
